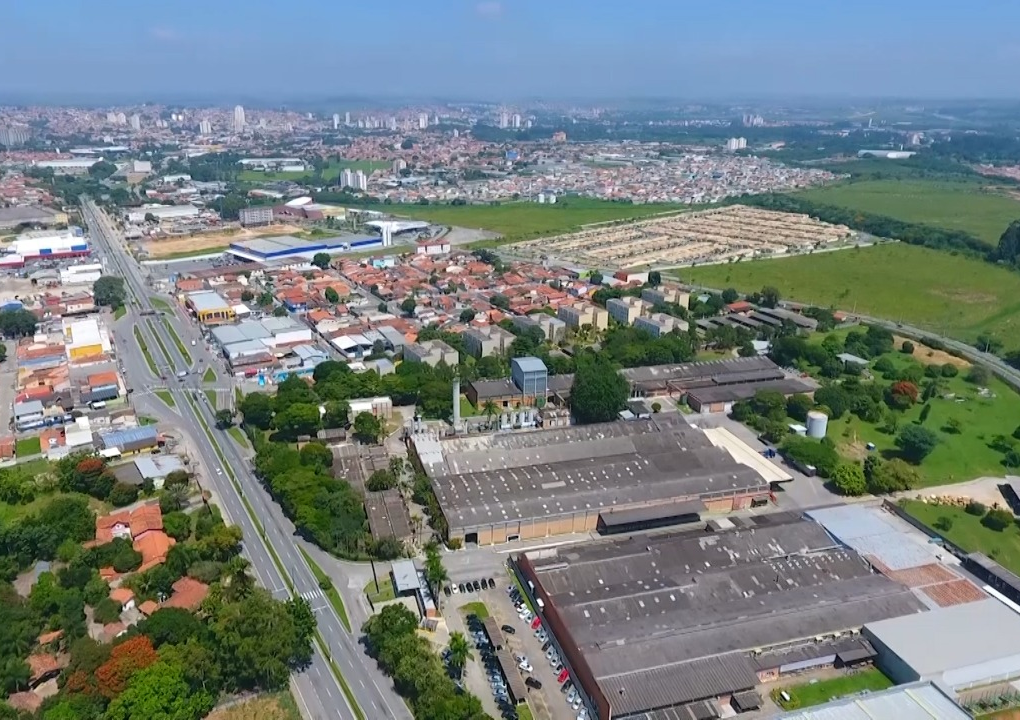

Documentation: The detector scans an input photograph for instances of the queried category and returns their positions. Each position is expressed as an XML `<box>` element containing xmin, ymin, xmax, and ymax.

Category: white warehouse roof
<box><xmin>364</xmin><ymin>219</ymin><xmax>429</xmax><ymax>234</ymax></box>
<box><xmin>776</xmin><ymin>681</ymin><xmax>969</xmax><ymax>720</ymax></box>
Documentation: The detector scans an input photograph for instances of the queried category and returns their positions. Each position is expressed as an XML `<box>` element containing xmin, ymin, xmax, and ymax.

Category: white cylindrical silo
<box><xmin>806</xmin><ymin>410</ymin><xmax>828</xmax><ymax>439</ymax></box>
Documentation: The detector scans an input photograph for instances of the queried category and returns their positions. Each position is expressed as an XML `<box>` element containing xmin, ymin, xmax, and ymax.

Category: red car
<box><xmin>530</xmin><ymin>617</ymin><xmax>542</xmax><ymax>630</ymax></box>
<box><xmin>557</xmin><ymin>669</ymin><xmax>569</xmax><ymax>684</ymax></box>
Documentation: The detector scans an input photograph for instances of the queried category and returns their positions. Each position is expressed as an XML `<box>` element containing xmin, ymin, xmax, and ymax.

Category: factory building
<box><xmin>227</xmin><ymin>234</ymin><xmax>379</xmax><ymax>262</ymax></box>
<box><xmin>513</xmin><ymin>513</ymin><xmax>925</xmax><ymax>720</ymax></box>
<box><xmin>410</xmin><ymin>416</ymin><xmax>773</xmax><ymax>546</ymax></box>
<box><xmin>775</xmin><ymin>682</ymin><xmax>970</xmax><ymax>720</ymax></box>
<box><xmin>6</xmin><ymin>229</ymin><xmax>89</xmax><ymax>261</ymax></box>
<box><xmin>126</xmin><ymin>204</ymin><xmax>200</xmax><ymax>224</ymax></box>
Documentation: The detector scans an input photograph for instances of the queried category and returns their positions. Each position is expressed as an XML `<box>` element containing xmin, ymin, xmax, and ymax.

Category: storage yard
<box><xmin>512</xmin><ymin>205</ymin><xmax>854</xmax><ymax>269</ymax></box>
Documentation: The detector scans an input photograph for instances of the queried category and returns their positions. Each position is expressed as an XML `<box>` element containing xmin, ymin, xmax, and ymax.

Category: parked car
<box><xmin>487</xmin><ymin>577</ymin><xmax>496</xmax><ymax>589</ymax></box>
<box><xmin>451</xmin><ymin>583</ymin><xmax>460</xmax><ymax>595</ymax></box>
<box><xmin>525</xmin><ymin>677</ymin><xmax>543</xmax><ymax>690</ymax></box>
<box><xmin>558</xmin><ymin>670</ymin><xmax>570</xmax><ymax>684</ymax></box>
<box><xmin>472</xmin><ymin>580</ymin><xmax>481</xmax><ymax>591</ymax></box>
<box><xmin>519</xmin><ymin>661</ymin><xmax>533</xmax><ymax>673</ymax></box>
<box><xmin>443</xmin><ymin>585</ymin><xmax>451</xmax><ymax>597</ymax></box>
<box><xmin>541</xmin><ymin>641</ymin><xmax>552</xmax><ymax>652</ymax></box>
<box><xmin>458</xmin><ymin>583</ymin><xmax>467</xmax><ymax>593</ymax></box>
<box><xmin>501</xmin><ymin>624</ymin><xmax>517</xmax><ymax>635</ymax></box>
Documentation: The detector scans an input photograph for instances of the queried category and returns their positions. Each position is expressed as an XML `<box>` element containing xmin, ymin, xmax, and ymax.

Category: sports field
<box><xmin>681</xmin><ymin>243</ymin><xmax>1020</xmax><ymax>349</ymax></box>
<box><xmin>239</xmin><ymin>159</ymin><xmax>389</xmax><ymax>182</ymax></box>
<box><xmin>386</xmin><ymin>198</ymin><xmax>684</xmax><ymax>243</ymax></box>
<box><xmin>797</xmin><ymin>179</ymin><xmax>1020</xmax><ymax>245</ymax></box>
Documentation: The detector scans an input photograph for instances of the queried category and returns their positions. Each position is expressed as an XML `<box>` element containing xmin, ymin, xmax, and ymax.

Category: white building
<box><xmin>340</xmin><ymin>168</ymin><xmax>355</xmax><ymax>189</ymax></box>
<box><xmin>60</xmin><ymin>263</ymin><xmax>104</xmax><ymax>285</ymax></box>
<box><xmin>129</xmin><ymin>114</ymin><xmax>141</xmax><ymax>131</ymax></box>
<box><xmin>239</xmin><ymin>206</ymin><xmax>274</xmax><ymax>227</ymax></box>
<box><xmin>131</xmin><ymin>160</ymin><xmax>152</xmax><ymax>174</ymax></box>
<box><xmin>418</xmin><ymin>113</ymin><xmax>428</xmax><ymax>130</ymax></box>
<box><xmin>345</xmin><ymin>111</ymin><xmax>351</xmax><ymax>125</ymax></box>
<box><xmin>126</xmin><ymin>204</ymin><xmax>200</xmax><ymax>224</ymax></box>
<box><xmin>332</xmin><ymin>113</ymin><xmax>340</xmax><ymax>130</ymax></box>
<box><xmin>198</xmin><ymin>119</ymin><xmax>212</xmax><ymax>135</ymax></box>
<box><xmin>725</xmin><ymin>137</ymin><xmax>747</xmax><ymax>151</ymax></box>
<box><xmin>352</xmin><ymin>170</ymin><xmax>368</xmax><ymax>191</ymax></box>
<box><xmin>499</xmin><ymin>112</ymin><xmax>509</xmax><ymax>129</ymax></box>
<box><xmin>512</xmin><ymin>113</ymin><xmax>521</xmax><ymax>128</ymax></box>
<box><xmin>233</xmin><ymin>105</ymin><xmax>246</xmax><ymax>133</ymax></box>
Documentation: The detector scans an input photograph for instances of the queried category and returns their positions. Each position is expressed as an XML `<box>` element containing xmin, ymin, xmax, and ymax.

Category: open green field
<box><xmin>458</xmin><ymin>601</ymin><xmax>490</xmax><ymax>620</ymax></box>
<box><xmin>239</xmin><ymin>159</ymin><xmax>389</xmax><ymax>182</ymax></box>
<box><xmin>364</xmin><ymin>577</ymin><xmax>395</xmax><ymax>604</ymax></box>
<box><xmin>384</xmin><ymin>198</ymin><xmax>684</xmax><ymax>244</ymax></box>
<box><xmin>901</xmin><ymin>499</ymin><xmax>1020</xmax><ymax>575</ymax></box>
<box><xmin>772</xmin><ymin>669</ymin><xmax>893</xmax><ymax>710</ymax></box>
<box><xmin>797</xmin><ymin>179</ymin><xmax>1020</xmax><ymax>245</ymax></box>
<box><xmin>0</xmin><ymin>491</ymin><xmax>106</xmax><ymax>525</ymax></box>
<box><xmin>820</xmin><ymin>348</ymin><xmax>1020</xmax><ymax>485</ymax></box>
<box><xmin>682</xmin><ymin>243</ymin><xmax>1020</xmax><ymax>350</ymax></box>
<box><xmin>203</xmin><ymin>367</ymin><xmax>216</xmax><ymax>383</ymax></box>
<box><xmin>15</xmin><ymin>437</ymin><xmax>41</xmax><ymax>456</ymax></box>
<box><xmin>155</xmin><ymin>389</ymin><xmax>176</xmax><ymax>408</ymax></box>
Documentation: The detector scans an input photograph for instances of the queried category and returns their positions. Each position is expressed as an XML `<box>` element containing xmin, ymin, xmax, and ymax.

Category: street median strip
<box><xmin>183</xmin><ymin>393</ymin><xmax>363</xmax><ymax>718</ymax></box>
<box><xmin>299</xmin><ymin>547</ymin><xmax>352</xmax><ymax>632</ymax></box>
<box><xmin>133</xmin><ymin>326</ymin><xmax>158</xmax><ymax>376</ymax></box>
<box><xmin>162</xmin><ymin>316</ymin><xmax>193</xmax><ymax>365</ymax></box>
<box><xmin>146</xmin><ymin>319</ymin><xmax>176</xmax><ymax>369</ymax></box>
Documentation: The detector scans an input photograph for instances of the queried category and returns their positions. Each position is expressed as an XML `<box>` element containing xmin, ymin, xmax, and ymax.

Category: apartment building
<box><xmin>557</xmin><ymin>302</ymin><xmax>608</xmax><ymax>331</ymax></box>
<box><xmin>641</xmin><ymin>285</ymin><xmax>690</xmax><ymax>309</ymax></box>
<box><xmin>634</xmin><ymin>312</ymin><xmax>690</xmax><ymax>338</ymax></box>
<box><xmin>403</xmin><ymin>339</ymin><xmax>459</xmax><ymax>367</ymax></box>
<box><xmin>463</xmin><ymin>325</ymin><xmax>515</xmax><ymax>358</ymax></box>
<box><xmin>512</xmin><ymin>314</ymin><xmax>567</xmax><ymax>343</ymax></box>
<box><xmin>606</xmin><ymin>296</ymin><xmax>649</xmax><ymax>325</ymax></box>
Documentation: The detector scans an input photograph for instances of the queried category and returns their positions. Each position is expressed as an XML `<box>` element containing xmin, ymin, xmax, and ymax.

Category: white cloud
<box><xmin>476</xmin><ymin>1</ymin><xmax>502</xmax><ymax>19</ymax></box>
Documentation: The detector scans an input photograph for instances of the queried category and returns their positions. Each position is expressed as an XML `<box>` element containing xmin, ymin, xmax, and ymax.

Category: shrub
<box><xmin>900</xmin><ymin>341</ymin><xmax>914</xmax><ymax>354</ymax></box>
<box><xmin>93</xmin><ymin>596</ymin><xmax>123</xmax><ymax>624</ymax></box>
<box><xmin>934</xmin><ymin>516</ymin><xmax>954</xmax><ymax>532</ymax></box>
<box><xmin>982</xmin><ymin>508</ymin><xmax>1015</xmax><ymax>532</ymax></box>
<box><xmin>941</xmin><ymin>363</ymin><xmax>959</xmax><ymax>378</ymax></box>
<box><xmin>895</xmin><ymin>424</ymin><xmax>940</xmax><ymax>463</ymax></box>
<box><xmin>966</xmin><ymin>366</ymin><xmax>990</xmax><ymax>385</ymax></box>
<box><xmin>833</xmin><ymin>463</ymin><xmax>867</xmax><ymax>496</ymax></box>
<box><xmin>965</xmin><ymin>500</ymin><xmax>987</xmax><ymax>516</ymax></box>
<box><xmin>651</xmin><ymin>402</ymin><xmax>662</xmax><ymax>413</ymax></box>
<box><xmin>108</xmin><ymin>482</ymin><xmax>139</xmax><ymax>507</ymax></box>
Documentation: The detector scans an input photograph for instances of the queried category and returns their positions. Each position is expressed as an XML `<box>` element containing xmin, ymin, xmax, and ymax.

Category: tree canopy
<box><xmin>570</xmin><ymin>353</ymin><xmax>629</xmax><ymax>424</ymax></box>
<box><xmin>93</xmin><ymin>276</ymin><xmax>127</xmax><ymax>308</ymax></box>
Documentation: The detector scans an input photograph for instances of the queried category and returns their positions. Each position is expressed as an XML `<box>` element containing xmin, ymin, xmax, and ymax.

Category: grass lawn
<box><xmin>113</xmin><ymin>305</ymin><xmax>126</xmax><ymax>320</ymax></box>
<box><xmin>772</xmin><ymin>668</ymin><xmax>893</xmax><ymax>710</ymax></box>
<box><xmin>901</xmin><ymin>499</ymin><xmax>1020</xmax><ymax>575</ymax></box>
<box><xmin>15</xmin><ymin>437</ymin><xmax>41</xmax><ymax>456</ymax></box>
<box><xmin>797</xmin><ymin>179</ymin><xmax>1020</xmax><ymax>245</ymax></box>
<box><xmin>15</xmin><ymin>457</ymin><xmax>51</xmax><ymax>478</ymax></box>
<box><xmin>205</xmin><ymin>691</ymin><xmax>302</xmax><ymax>720</ymax></box>
<box><xmin>820</xmin><ymin>351</ymin><xmax>1020</xmax><ymax>485</ymax></box>
<box><xmin>138</xmin><ymin>416</ymin><xmax>158</xmax><ymax>426</ymax></box>
<box><xmin>0</xmin><ymin>491</ymin><xmax>105</xmax><ymax>525</ymax></box>
<box><xmin>298</xmin><ymin>547</ymin><xmax>352</xmax><ymax>632</ymax></box>
<box><xmin>376</xmin><ymin>198</ymin><xmax>684</xmax><ymax>244</ymax></box>
<box><xmin>238</xmin><ymin>159</ymin><xmax>389</xmax><ymax>183</ymax></box>
<box><xmin>204</xmin><ymin>389</ymin><xmax>218</xmax><ymax>407</ymax></box>
<box><xmin>203</xmin><ymin>366</ymin><xmax>216</xmax><ymax>383</ymax></box>
<box><xmin>226</xmin><ymin>426</ymin><xmax>248</xmax><ymax>448</ymax></box>
<box><xmin>516</xmin><ymin>704</ymin><xmax>535</xmax><ymax>720</ymax></box>
<box><xmin>134</xmin><ymin>326</ymin><xmax>159</xmax><ymax>375</ymax></box>
<box><xmin>153</xmin><ymin>245</ymin><xmax>231</xmax><ymax>260</ymax></box>
<box><xmin>458</xmin><ymin>601</ymin><xmax>490</xmax><ymax>620</ymax></box>
<box><xmin>459</xmin><ymin>396</ymin><xmax>480</xmax><ymax>418</ymax></box>
<box><xmin>149</xmin><ymin>296</ymin><xmax>172</xmax><ymax>312</ymax></box>
<box><xmin>681</xmin><ymin>243</ymin><xmax>1020</xmax><ymax>350</ymax></box>
<box><xmin>364</xmin><ymin>577</ymin><xmax>396</xmax><ymax>604</ymax></box>
<box><xmin>155</xmin><ymin>389</ymin><xmax>176</xmax><ymax>408</ymax></box>
<box><xmin>147</xmin><ymin>320</ymin><xmax>175</xmax><ymax>366</ymax></box>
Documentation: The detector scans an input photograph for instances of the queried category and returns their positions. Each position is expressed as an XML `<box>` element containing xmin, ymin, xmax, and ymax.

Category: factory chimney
<box><xmin>452</xmin><ymin>377</ymin><xmax>461</xmax><ymax>432</ymax></box>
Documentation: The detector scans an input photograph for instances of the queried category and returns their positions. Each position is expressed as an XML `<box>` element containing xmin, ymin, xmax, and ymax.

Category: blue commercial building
<box><xmin>511</xmin><ymin>356</ymin><xmax>548</xmax><ymax>399</ymax></box>
<box><xmin>227</xmin><ymin>234</ymin><xmax>380</xmax><ymax>262</ymax></box>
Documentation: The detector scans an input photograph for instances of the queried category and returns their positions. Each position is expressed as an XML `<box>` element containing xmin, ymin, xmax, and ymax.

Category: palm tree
<box><xmin>424</xmin><ymin>543</ymin><xmax>449</xmax><ymax>612</ymax></box>
<box><xmin>447</xmin><ymin>631</ymin><xmax>473</xmax><ymax>678</ymax></box>
<box><xmin>224</xmin><ymin>556</ymin><xmax>254</xmax><ymax>600</ymax></box>
<box><xmin>482</xmin><ymin>400</ymin><xmax>499</xmax><ymax>428</ymax></box>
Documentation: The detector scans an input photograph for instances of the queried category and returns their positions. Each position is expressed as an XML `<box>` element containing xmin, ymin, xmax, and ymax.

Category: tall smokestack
<box><xmin>452</xmin><ymin>377</ymin><xmax>461</xmax><ymax>431</ymax></box>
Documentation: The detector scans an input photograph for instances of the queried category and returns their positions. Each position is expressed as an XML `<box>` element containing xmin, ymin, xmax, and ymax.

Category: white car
<box><xmin>451</xmin><ymin>584</ymin><xmax>459</xmax><ymax>595</ymax></box>
<box><xmin>518</xmin><ymin>661</ymin><xmax>533</xmax><ymax>673</ymax></box>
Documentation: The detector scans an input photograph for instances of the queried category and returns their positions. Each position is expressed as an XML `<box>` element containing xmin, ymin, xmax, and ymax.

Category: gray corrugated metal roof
<box><xmin>512</xmin><ymin>356</ymin><xmax>547</xmax><ymax>373</ymax></box>
<box><xmin>807</xmin><ymin>505</ymin><xmax>937</xmax><ymax>571</ymax></box>
<box><xmin>390</xmin><ymin>560</ymin><xmax>419</xmax><ymax>594</ymax></box>
<box><xmin>187</xmin><ymin>290</ymin><xmax>231</xmax><ymax>312</ymax></box>
<box><xmin>866</xmin><ymin>599</ymin><xmax>1020</xmax><ymax>679</ymax></box>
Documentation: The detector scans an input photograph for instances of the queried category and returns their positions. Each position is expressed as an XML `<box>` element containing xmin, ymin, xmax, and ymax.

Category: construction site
<box><xmin>512</xmin><ymin>205</ymin><xmax>855</xmax><ymax>269</ymax></box>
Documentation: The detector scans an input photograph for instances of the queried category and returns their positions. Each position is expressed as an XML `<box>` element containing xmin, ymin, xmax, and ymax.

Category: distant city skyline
<box><xmin>1</xmin><ymin>0</ymin><xmax>1019</xmax><ymax>102</ymax></box>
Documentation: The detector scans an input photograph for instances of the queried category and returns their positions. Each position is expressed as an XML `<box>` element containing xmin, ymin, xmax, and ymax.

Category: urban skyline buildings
<box><xmin>233</xmin><ymin>104</ymin><xmax>246</xmax><ymax>133</ymax></box>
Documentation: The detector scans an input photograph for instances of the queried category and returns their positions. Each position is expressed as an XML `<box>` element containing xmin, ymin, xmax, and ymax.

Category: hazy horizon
<box><xmin>3</xmin><ymin>0</ymin><xmax>1019</xmax><ymax>103</ymax></box>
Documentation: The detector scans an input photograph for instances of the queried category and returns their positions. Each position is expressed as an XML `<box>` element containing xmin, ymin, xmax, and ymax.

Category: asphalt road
<box><xmin>80</xmin><ymin>199</ymin><xmax>411</xmax><ymax>720</ymax></box>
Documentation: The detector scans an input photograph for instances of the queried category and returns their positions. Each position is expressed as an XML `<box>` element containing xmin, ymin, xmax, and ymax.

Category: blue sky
<box><xmin>2</xmin><ymin>0</ymin><xmax>1018</xmax><ymax>101</ymax></box>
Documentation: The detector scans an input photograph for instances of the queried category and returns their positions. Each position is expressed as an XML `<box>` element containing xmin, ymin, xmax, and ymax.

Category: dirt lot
<box><xmin>141</xmin><ymin>223</ymin><xmax>304</xmax><ymax>257</ymax></box>
<box><xmin>205</xmin><ymin>692</ymin><xmax>300</xmax><ymax>720</ymax></box>
<box><xmin>894</xmin><ymin>335</ymin><xmax>971</xmax><ymax>368</ymax></box>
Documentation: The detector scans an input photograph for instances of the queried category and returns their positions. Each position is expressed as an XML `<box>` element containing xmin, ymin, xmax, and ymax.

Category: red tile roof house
<box><xmin>90</xmin><ymin>504</ymin><xmax>176</xmax><ymax>574</ymax></box>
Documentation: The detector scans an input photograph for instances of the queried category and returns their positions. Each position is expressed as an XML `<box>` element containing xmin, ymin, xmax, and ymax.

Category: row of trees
<box><xmin>362</xmin><ymin>604</ymin><xmax>486</xmax><ymax>720</ymax></box>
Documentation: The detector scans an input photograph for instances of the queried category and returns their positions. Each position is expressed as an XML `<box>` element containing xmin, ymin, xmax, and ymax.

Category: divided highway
<box><xmin>80</xmin><ymin>198</ymin><xmax>410</xmax><ymax>720</ymax></box>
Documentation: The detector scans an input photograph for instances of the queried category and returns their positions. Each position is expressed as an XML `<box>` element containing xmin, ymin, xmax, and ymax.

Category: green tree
<box><xmin>570</xmin><ymin>353</ymin><xmax>629</xmax><ymax>424</ymax></box>
<box><xmin>424</xmin><ymin>542</ymin><xmax>449</xmax><ymax>610</ymax></box>
<box><xmin>93</xmin><ymin>276</ymin><xmax>127</xmax><ymax>308</ymax></box>
<box><xmin>995</xmin><ymin>219</ymin><xmax>1020</xmax><ymax>266</ymax></box>
<box><xmin>589</xmin><ymin>271</ymin><xmax>603</xmax><ymax>285</ymax></box>
<box><xmin>88</xmin><ymin>160</ymin><xmax>117</xmax><ymax>179</ymax></box>
<box><xmin>400</xmin><ymin>297</ymin><xmax>416</xmax><ymax>316</ymax></box>
<box><xmin>367</xmin><ymin>469</ymin><xmax>397</xmax><ymax>491</ymax></box>
<box><xmin>163</xmin><ymin>511</ymin><xmax>192</xmax><ymax>541</ymax></box>
<box><xmin>238</xmin><ymin>392</ymin><xmax>274</xmax><ymax>429</ymax></box>
<box><xmin>324</xmin><ymin>286</ymin><xmax>340</xmax><ymax>304</ymax></box>
<box><xmin>93</xmin><ymin>596</ymin><xmax>123</xmax><ymax>624</ymax></box>
<box><xmin>299</xmin><ymin>442</ymin><xmax>333</xmax><ymax>472</ymax></box>
<box><xmin>895</xmin><ymin>425</ymin><xmax>940</xmax><ymax>463</ymax></box>
<box><xmin>0</xmin><ymin>308</ymin><xmax>39</xmax><ymax>337</ymax></box>
<box><xmin>311</xmin><ymin>252</ymin><xmax>332</xmax><ymax>270</ymax></box>
<box><xmin>721</xmin><ymin>288</ymin><xmax>739</xmax><ymax>304</ymax></box>
<box><xmin>446</xmin><ymin>631</ymin><xmax>472</xmax><ymax>678</ymax></box>
<box><xmin>833</xmin><ymin>462</ymin><xmax>867</xmax><ymax>496</ymax></box>
<box><xmin>785</xmin><ymin>393</ymin><xmax>813</xmax><ymax>422</ymax></box>
<box><xmin>353</xmin><ymin>412</ymin><xmax>383</xmax><ymax>444</ymax></box>
<box><xmin>982</xmin><ymin>508</ymin><xmax>1015</xmax><ymax>532</ymax></box>
<box><xmin>108</xmin><ymin>482</ymin><xmax>140</xmax><ymax>507</ymax></box>
<box><xmin>459</xmin><ymin>308</ymin><xmax>477</xmax><ymax>323</ymax></box>
<box><xmin>759</xmin><ymin>285</ymin><xmax>781</xmax><ymax>308</ymax></box>
<box><xmin>214</xmin><ymin>408</ymin><xmax>234</xmax><ymax>429</ymax></box>
<box><xmin>321</xmin><ymin>400</ymin><xmax>351</xmax><ymax>429</ymax></box>
<box><xmin>104</xmin><ymin>660</ymin><xmax>214</xmax><ymax>720</ymax></box>
<box><xmin>647</xmin><ymin>270</ymin><xmax>661</xmax><ymax>286</ymax></box>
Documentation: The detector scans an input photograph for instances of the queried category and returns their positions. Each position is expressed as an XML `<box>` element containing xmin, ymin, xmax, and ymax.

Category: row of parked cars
<box><xmin>507</xmin><ymin>584</ymin><xmax>589</xmax><ymax>720</ymax></box>
<box><xmin>467</xmin><ymin>614</ymin><xmax>520</xmax><ymax>720</ymax></box>
<box><xmin>445</xmin><ymin>577</ymin><xmax>496</xmax><ymax>596</ymax></box>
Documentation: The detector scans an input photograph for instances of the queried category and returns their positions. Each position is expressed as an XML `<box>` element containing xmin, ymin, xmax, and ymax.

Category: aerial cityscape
<box><xmin>3</xmin><ymin>3</ymin><xmax>1020</xmax><ymax>720</ymax></box>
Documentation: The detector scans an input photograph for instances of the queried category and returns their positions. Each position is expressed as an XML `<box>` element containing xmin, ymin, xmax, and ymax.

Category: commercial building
<box><xmin>511</xmin><ymin>356</ymin><xmax>547</xmax><ymax>397</ymax></box>
<box><xmin>416</xmin><ymin>239</ymin><xmax>451</xmax><ymax>255</ymax></box>
<box><xmin>365</xmin><ymin>489</ymin><xmax>412</xmax><ymax>543</ymax></box>
<box><xmin>98</xmin><ymin>425</ymin><xmax>160</xmax><ymax>456</ymax></box>
<box><xmin>606</xmin><ymin>296</ymin><xmax>649</xmax><ymax>325</ymax></box>
<box><xmin>558</xmin><ymin>302</ymin><xmax>608</xmax><ymax>331</ymax></box>
<box><xmin>348</xmin><ymin>396</ymin><xmax>393</xmax><ymax>422</ymax></box>
<box><xmin>126</xmin><ymin>204</ymin><xmax>200</xmax><ymax>224</ymax></box>
<box><xmin>32</xmin><ymin>158</ymin><xmax>99</xmax><ymax>175</ymax></box>
<box><xmin>465</xmin><ymin>366</ymin><xmax>572</xmax><ymax>409</ymax></box>
<box><xmin>239</xmin><ymin>206</ymin><xmax>274</xmax><ymax>227</ymax></box>
<box><xmin>463</xmin><ymin>325</ymin><xmax>515</xmax><ymax>358</ymax></box>
<box><xmin>63</xmin><ymin>317</ymin><xmax>111</xmax><ymax>360</ymax></box>
<box><xmin>865</xmin><ymin>598</ymin><xmax>1020</xmax><ymax>692</ymax></box>
<box><xmin>7</xmin><ymin>229</ymin><xmax>89</xmax><ymax>260</ymax></box>
<box><xmin>210</xmin><ymin>317</ymin><xmax>312</xmax><ymax>365</ymax></box>
<box><xmin>0</xmin><ymin>206</ymin><xmax>67</xmax><ymax>231</ymax></box>
<box><xmin>512</xmin><ymin>313</ymin><xmax>567</xmax><ymax>343</ymax></box>
<box><xmin>226</xmin><ymin>234</ymin><xmax>380</xmax><ymax>262</ymax></box>
<box><xmin>410</xmin><ymin>416</ymin><xmax>773</xmax><ymax>546</ymax></box>
<box><xmin>634</xmin><ymin>312</ymin><xmax>688</xmax><ymax>338</ymax></box>
<box><xmin>514</xmin><ymin>513</ymin><xmax>924</xmax><ymax>720</ymax></box>
<box><xmin>686</xmin><ymin>377</ymin><xmax>817</xmax><ymax>414</ymax></box>
<box><xmin>185</xmin><ymin>291</ymin><xmax>235</xmax><ymax>325</ymax></box>
<box><xmin>403</xmin><ymin>339</ymin><xmax>459</xmax><ymax>367</ymax></box>
<box><xmin>621</xmin><ymin>356</ymin><xmax>796</xmax><ymax>399</ymax></box>
<box><xmin>59</xmin><ymin>263</ymin><xmax>103</xmax><ymax>285</ymax></box>
<box><xmin>775</xmin><ymin>682</ymin><xmax>970</xmax><ymax>720</ymax></box>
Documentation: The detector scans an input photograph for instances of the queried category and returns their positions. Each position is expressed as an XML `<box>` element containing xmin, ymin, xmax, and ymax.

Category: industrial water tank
<box><xmin>806</xmin><ymin>410</ymin><xmax>828</xmax><ymax>439</ymax></box>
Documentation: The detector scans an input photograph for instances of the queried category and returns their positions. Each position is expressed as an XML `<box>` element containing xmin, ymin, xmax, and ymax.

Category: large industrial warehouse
<box><xmin>513</xmin><ymin>513</ymin><xmax>925</xmax><ymax>720</ymax></box>
<box><xmin>226</xmin><ymin>233</ymin><xmax>380</xmax><ymax>262</ymax></box>
<box><xmin>410</xmin><ymin>416</ymin><xmax>774</xmax><ymax>546</ymax></box>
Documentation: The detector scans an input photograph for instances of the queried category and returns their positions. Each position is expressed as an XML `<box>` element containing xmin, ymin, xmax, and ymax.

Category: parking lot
<box><xmin>444</xmin><ymin>573</ymin><xmax>586</xmax><ymax>720</ymax></box>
